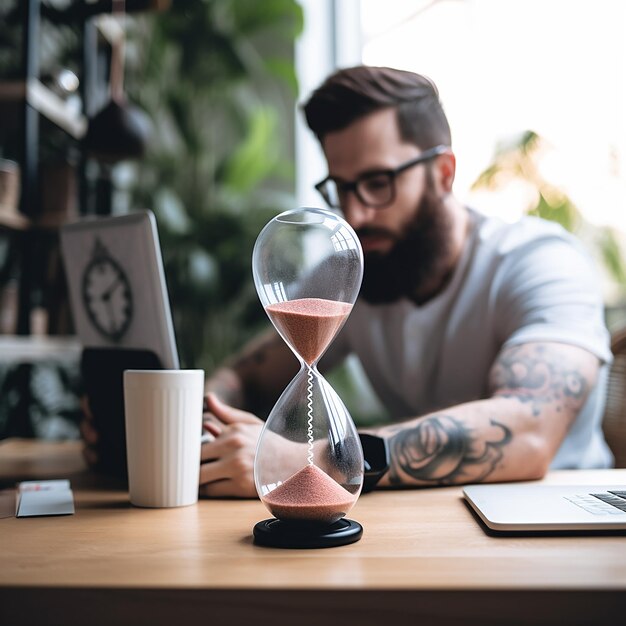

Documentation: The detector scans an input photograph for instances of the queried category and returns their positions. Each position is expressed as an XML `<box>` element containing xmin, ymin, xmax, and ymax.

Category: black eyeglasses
<box><xmin>315</xmin><ymin>144</ymin><xmax>449</xmax><ymax>210</ymax></box>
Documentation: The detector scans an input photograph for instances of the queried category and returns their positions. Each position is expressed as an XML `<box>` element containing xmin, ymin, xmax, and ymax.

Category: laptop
<box><xmin>60</xmin><ymin>210</ymin><xmax>180</xmax><ymax>476</ymax></box>
<box><xmin>463</xmin><ymin>482</ymin><xmax>626</xmax><ymax>532</ymax></box>
<box><xmin>60</xmin><ymin>210</ymin><xmax>179</xmax><ymax>369</ymax></box>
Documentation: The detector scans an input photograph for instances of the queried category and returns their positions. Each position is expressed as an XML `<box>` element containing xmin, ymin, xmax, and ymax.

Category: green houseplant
<box><xmin>126</xmin><ymin>0</ymin><xmax>303</xmax><ymax>371</ymax></box>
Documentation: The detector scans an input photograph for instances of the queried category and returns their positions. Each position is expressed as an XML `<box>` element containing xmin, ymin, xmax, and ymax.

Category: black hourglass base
<box><xmin>253</xmin><ymin>518</ymin><xmax>363</xmax><ymax>549</ymax></box>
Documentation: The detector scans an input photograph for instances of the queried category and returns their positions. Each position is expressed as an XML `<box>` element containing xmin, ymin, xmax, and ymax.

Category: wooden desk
<box><xmin>1</xmin><ymin>439</ymin><xmax>625</xmax><ymax>626</ymax></box>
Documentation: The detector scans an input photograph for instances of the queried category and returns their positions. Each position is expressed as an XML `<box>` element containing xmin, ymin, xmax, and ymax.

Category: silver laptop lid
<box><xmin>60</xmin><ymin>210</ymin><xmax>179</xmax><ymax>369</ymax></box>
<box><xmin>464</xmin><ymin>482</ymin><xmax>626</xmax><ymax>532</ymax></box>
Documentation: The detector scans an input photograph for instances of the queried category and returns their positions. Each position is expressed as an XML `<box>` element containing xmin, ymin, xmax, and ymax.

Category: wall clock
<box><xmin>81</xmin><ymin>238</ymin><xmax>133</xmax><ymax>341</ymax></box>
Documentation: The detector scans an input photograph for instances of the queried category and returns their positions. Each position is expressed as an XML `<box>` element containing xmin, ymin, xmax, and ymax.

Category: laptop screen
<box><xmin>60</xmin><ymin>210</ymin><xmax>179</xmax><ymax>369</ymax></box>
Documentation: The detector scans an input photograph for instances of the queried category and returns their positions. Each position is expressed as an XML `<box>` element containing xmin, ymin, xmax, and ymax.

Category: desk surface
<box><xmin>1</xmin><ymin>438</ymin><xmax>626</xmax><ymax>626</ymax></box>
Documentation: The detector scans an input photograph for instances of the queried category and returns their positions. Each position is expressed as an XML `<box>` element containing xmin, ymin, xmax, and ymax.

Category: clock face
<box><xmin>81</xmin><ymin>242</ymin><xmax>133</xmax><ymax>341</ymax></box>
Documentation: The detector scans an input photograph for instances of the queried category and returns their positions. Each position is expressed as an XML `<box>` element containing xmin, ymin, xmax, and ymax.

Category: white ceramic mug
<box><xmin>123</xmin><ymin>369</ymin><xmax>204</xmax><ymax>507</ymax></box>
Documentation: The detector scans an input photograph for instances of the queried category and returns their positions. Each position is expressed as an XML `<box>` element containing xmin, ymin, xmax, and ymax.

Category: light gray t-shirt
<box><xmin>322</xmin><ymin>208</ymin><xmax>613</xmax><ymax>469</ymax></box>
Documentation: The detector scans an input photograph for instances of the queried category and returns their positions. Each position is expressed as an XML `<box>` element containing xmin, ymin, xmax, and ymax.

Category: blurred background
<box><xmin>0</xmin><ymin>0</ymin><xmax>624</xmax><ymax>441</ymax></box>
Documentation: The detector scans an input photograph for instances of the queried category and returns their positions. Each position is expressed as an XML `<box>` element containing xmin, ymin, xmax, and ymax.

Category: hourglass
<box><xmin>251</xmin><ymin>207</ymin><xmax>364</xmax><ymax>548</ymax></box>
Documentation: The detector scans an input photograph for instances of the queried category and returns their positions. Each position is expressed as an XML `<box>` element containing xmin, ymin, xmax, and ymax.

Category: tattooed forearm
<box><xmin>388</xmin><ymin>415</ymin><xmax>512</xmax><ymax>486</ymax></box>
<box><xmin>210</xmin><ymin>330</ymin><xmax>298</xmax><ymax>415</ymax></box>
<box><xmin>205</xmin><ymin>367</ymin><xmax>245</xmax><ymax>408</ymax></box>
<box><xmin>205</xmin><ymin>333</ymin><xmax>285</xmax><ymax>410</ymax></box>
<box><xmin>375</xmin><ymin>343</ymin><xmax>599</xmax><ymax>487</ymax></box>
<box><xmin>488</xmin><ymin>343</ymin><xmax>591</xmax><ymax>418</ymax></box>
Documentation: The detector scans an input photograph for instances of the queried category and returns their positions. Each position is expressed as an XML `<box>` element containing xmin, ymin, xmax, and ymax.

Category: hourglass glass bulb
<box><xmin>251</xmin><ymin>208</ymin><xmax>365</xmax><ymax>537</ymax></box>
<box><xmin>253</xmin><ymin>207</ymin><xmax>363</xmax><ymax>364</ymax></box>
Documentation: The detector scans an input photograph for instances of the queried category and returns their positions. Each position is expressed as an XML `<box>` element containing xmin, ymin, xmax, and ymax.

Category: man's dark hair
<box><xmin>303</xmin><ymin>65</ymin><xmax>451</xmax><ymax>150</ymax></box>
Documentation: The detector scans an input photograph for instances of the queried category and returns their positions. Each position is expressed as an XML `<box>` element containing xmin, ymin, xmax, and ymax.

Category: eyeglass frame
<box><xmin>314</xmin><ymin>144</ymin><xmax>450</xmax><ymax>210</ymax></box>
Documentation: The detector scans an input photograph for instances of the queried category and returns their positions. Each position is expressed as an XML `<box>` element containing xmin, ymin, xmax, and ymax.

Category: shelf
<box><xmin>0</xmin><ymin>80</ymin><xmax>87</xmax><ymax>139</ymax></box>
<box><xmin>0</xmin><ymin>336</ymin><xmax>81</xmax><ymax>364</ymax></box>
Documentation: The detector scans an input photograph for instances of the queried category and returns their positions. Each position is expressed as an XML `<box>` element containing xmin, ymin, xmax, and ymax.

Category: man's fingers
<box><xmin>202</xmin><ymin>418</ymin><xmax>222</xmax><ymax>438</ymax></box>
<box><xmin>79</xmin><ymin>417</ymin><xmax>99</xmax><ymax>446</ymax></box>
<box><xmin>199</xmin><ymin>444</ymin><xmax>257</xmax><ymax>498</ymax></box>
<box><xmin>200</xmin><ymin>431</ymin><xmax>249</xmax><ymax>462</ymax></box>
<box><xmin>200</xmin><ymin>441</ymin><xmax>218</xmax><ymax>462</ymax></box>
<box><xmin>80</xmin><ymin>396</ymin><xmax>93</xmax><ymax>421</ymax></box>
<box><xmin>199</xmin><ymin>479</ymin><xmax>245</xmax><ymax>499</ymax></box>
<box><xmin>199</xmin><ymin>457</ymin><xmax>231</xmax><ymax>484</ymax></box>
<box><xmin>198</xmin><ymin>463</ymin><xmax>257</xmax><ymax>499</ymax></box>
<box><xmin>79</xmin><ymin>394</ymin><xmax>99</xmax><ymax>469</ymax></box>
<box><xmin>198</xmin><ymin>409</ymin><xmax>261</xmax><ymax>499</ymax></box>
<box><xmin>82</xmin><ymin>445</ymin><xmax>98</xmax><ymax>468</ymax></box>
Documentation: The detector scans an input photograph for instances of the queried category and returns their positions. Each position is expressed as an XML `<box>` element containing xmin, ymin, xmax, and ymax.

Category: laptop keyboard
<box><xmin>565</xmin><ymin>490</ymin><xmax>626</xmax><ymax>516</ymax></box>
<box><xmin>591</xmin><ymin>491</ymin><xmax>626</xmax><ymax>511</ymax></box>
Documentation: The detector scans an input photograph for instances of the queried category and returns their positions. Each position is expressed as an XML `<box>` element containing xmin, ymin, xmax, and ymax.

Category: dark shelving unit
<box><xmin>0</xmin><ymin>0</ymin><xmax>125</xmax><ymax>336</ymax></box>
<box><xmin>0</xmin><ymin>0</ymin><xmax>168</xmax><ymax>442</ymax></box>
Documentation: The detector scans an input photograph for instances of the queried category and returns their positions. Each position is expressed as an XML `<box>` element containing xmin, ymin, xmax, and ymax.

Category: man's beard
<box><xmin>358</xmin><ymin>179</ymin><xmax>454</xmax><ymax>305</ymax></box>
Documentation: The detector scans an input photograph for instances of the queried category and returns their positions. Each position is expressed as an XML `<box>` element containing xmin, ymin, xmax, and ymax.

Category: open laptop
<box><xmin>60</xmin><ymin>210</ymin><xmax>179</xmax><ymax>369</ymax></box>
<box><xmin>463</xmin><ymin>482</ymin><xmax>626</xmax><ymax>532</ymax></box>
<box><xmin>60</xmin><ymin>210</ymin><xmax>180</xmax><ymax>476</ymax></box>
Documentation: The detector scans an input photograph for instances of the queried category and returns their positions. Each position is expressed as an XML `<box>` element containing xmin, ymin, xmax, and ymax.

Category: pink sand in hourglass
<box><xmin>265</xmin><ymin>298</ymin><xmax>352</xmax><ymax>365</ymax></box>
<box><xmin>262</xmin><ymin>464</ymin><xmax>356</xmax><ymax>524</ymax></box>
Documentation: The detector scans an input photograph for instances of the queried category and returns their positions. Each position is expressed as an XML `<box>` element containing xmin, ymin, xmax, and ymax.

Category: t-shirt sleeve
<box><xmin>494</xmin><ymin>235</ymin><xmax>612</xmax><ymax>363</ymax></box>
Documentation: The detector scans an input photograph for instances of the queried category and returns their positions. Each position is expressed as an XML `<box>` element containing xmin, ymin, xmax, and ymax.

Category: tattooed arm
<box><xmin>205</xmin><ymin>328</ymin><xmax>299</xmax><ymax>413</ymax></box>
<box><xmin>371</xmin><ymin>342</ymin><xmax>600</xmax><ymax>487</ymax></box>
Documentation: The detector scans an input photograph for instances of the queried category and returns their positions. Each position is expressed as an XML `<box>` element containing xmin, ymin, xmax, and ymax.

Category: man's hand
<box><xmin>199</xmin><ymin>393</ymin><xmax>264</xmax><ymax>498</ymax></box>
<box><xmin>78</xmin><ymin>396</ymin><xmax>99</xmax><ymax>468</ymax></box>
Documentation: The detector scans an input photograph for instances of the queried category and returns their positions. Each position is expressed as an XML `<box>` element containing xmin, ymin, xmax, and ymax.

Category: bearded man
<box><xmin>83</xmin><ymin>66</ymin><xmax>614</xmax><ymax>497</ymax></box>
